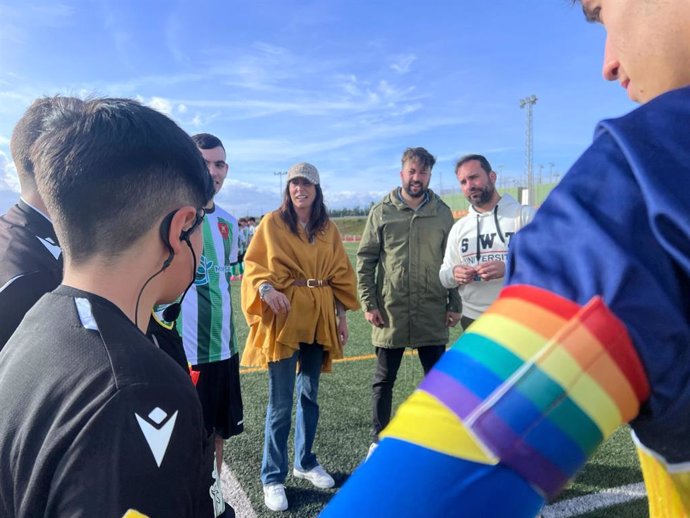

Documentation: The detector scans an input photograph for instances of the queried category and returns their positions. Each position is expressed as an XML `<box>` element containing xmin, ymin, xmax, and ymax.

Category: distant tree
<box><xmin>328</xmin><ymin>206</ymin><xmax>370</xmax><ymax>217</ymax></box>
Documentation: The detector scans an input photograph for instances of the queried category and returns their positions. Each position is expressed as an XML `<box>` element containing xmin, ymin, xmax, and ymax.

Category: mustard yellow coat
<box><xmin>240</xmin><ymin>212</ymin><xmax>359</xmax><ymax>372</ymax></box>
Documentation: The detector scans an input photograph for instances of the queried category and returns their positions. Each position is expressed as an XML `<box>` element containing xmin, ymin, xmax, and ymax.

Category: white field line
<box><xmin>221</xmin><ymin>462</ymin><xmax>257</xmax><ymax>518</ymax></box>
<box><xmin>541</xmin><ymin>482</ymin><xmax>646</xmax><ymax>518</ymax></box>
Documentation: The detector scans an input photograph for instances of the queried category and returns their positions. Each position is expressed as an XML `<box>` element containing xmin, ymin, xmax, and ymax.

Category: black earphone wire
<box><xmin>134</xmin><ymin>237</ymin><xmax>197</xmax><ymax>329</ymax></box>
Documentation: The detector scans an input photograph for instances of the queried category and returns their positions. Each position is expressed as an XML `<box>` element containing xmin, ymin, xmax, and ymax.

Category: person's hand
<box><xmin>263</xmin><ymin>289</ymin><xmax>291</xmax><ymax>315</ymax></box>
<box><xmin>453</xmin><ymin>265</ymin><xmax>477</xmax><ymax>285</ymax></box>
<box><xmin>365</xmin><ymin>309</ymin><xmax>385</xmax><ymax>328</ymax></box>
<box><xmin>475</xmin><ymin>260</ymin><xmax>505</xmax><ymax>281</ymax></box>
<box><xmin>337</xmin><ymin>314</ymin><xmax>349</xmax><ymax>346</ymax></box>
<box><xmin>446</xmin><ymin>311</ymin><xmax>461</xmax><ymax>328</ymax></box>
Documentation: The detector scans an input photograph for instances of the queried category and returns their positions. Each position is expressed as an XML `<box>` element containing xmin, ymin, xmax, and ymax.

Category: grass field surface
<box><xmin>226</xmin><ymin>242</ymin><xmax>647</xmax><ymax>517</ymax></box>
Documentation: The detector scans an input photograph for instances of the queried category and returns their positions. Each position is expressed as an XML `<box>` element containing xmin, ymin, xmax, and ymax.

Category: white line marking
<box><xmin>221</xmin><ymin>461</ymin><xmax>257</xmax><ymax>518</ymax></box>
<box><xmin>541</xmin><ymin>482</ymin><xmax>646</xmax><ymax>518</ymax></box>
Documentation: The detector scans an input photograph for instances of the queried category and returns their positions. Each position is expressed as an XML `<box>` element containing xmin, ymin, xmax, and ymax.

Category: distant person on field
<box><xmin>233</xmin><ymin>217</ymin><xmax>249</xmax><ymax>278</ymax></box>
<box><xmin>356</xmin><ymin>147</ymin><xmax>461</xmax><ymax>457</ymax></box>
<box><xmin>241</xmin><ymin>162</ymin><xmax>358</xmax><ymax>512</ymax></box>
<box><xmin>0</xmin><ymin>96</ymin><xmax>82</xmax><ymax>350</ymax></box>
<box><xmin>439</xmin><ymin>154</ymin><xmax>535</xmax><ymax>329</ymax></box>
<box><xmin>0</xmin><ymin>97</ymin><xmax>226</xmax><ymax>517</ymax></box>
<box><xmin>247</xmin><ymin>216</ymin><xmax>257</xmax><ymax>244</ymax></box>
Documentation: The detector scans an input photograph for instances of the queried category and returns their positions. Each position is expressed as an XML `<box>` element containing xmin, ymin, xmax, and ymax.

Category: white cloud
<box><xmin>213</xmin><ymin>177</ymin><xmax>384</xmax><ymax>215</ymax></box>
<box><xmin>252</xmin><ymin>42</ymin><xmax>288</xmax><ymax>56</ymax></box>
<box><xmin>0</xmin><ymin>149</ymin><xmax>19</xmax><ymax>193</ymax></box>
<box><xmin>323</xmin><ymin>190</ymin><xmax>386</xmax><ymax>210</ymax></box>
<box><xmin>177</xmin><ymin>103</ymin><xmax>188</xmax><ymax>113</ymax></box>
<box><xmin>147</xmin><ymin>96</ymin><xmax>173</xmax><ymax>116</ymax></box>
<box><xmin>213</xmin><ymin>178</ymin><xmax>279</xmax><ymax>217</ymax></box>
<box><xmin>390</xmin><ymin>54</ymin><xmax>417</xmax><ymax>75</ymax></box>
<box><xmin>341</xmin><ymin>74</ymin><xmax>360</xmax><ymax>97</ymax></box>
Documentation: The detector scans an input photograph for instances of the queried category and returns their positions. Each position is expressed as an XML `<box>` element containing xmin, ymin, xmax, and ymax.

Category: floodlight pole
<box><xmin>519</xmin><ymin>94</ymin><xmax>538</xmax><ymax>206</ymax></box>
<box><xmin>274</xmin><ymin>170</ymin><xmax>287</xmax><ymax>197</ymax></box>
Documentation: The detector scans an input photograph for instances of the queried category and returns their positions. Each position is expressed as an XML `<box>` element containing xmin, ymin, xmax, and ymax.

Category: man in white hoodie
<box><xmin>440</xmin><ymin>154</ymin><xmax>535</xmax><ymax>329</ymax></box>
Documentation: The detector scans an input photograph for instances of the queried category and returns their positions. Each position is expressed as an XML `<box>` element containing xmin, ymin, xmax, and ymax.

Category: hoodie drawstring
<box><xmin>476</xmin><ymin>204</ymin><xmax>506</xmax><ymax>262</ymax></box>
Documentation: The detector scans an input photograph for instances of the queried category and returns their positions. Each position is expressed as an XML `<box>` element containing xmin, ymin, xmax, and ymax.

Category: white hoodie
<box><xmin>439</xmin><ymin>194</ymin><xmax>535</xmax><ymax>319</ymax></box>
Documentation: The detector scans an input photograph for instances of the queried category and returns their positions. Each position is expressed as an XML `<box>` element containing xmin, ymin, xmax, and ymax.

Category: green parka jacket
<box><xmin>356</xmin><ymin>188</ymin><xmax>461</xmax><ymax>348</ymax></box>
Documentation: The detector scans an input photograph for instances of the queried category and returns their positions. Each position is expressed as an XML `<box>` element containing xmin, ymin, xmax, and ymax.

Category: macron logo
<box><xmin>36</xmin><ymin>236</ymin><xmax>61</xmax><ymax>259</ymax></box>
<box><xmin>135</xmin><ymin>407</ymin><xmax>178</xmax><ymax>467</ymax></box>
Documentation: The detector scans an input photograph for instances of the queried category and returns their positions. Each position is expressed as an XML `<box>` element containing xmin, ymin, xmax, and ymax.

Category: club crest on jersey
<box><xmin>217</xmin><ymin>221</ymin><xmax>229</xmax><ymax>239</ymax></box>
<box><xmin>195</xmin><ymin>256</ymin><xmax>212</xmax><ymax>286</ymax></box>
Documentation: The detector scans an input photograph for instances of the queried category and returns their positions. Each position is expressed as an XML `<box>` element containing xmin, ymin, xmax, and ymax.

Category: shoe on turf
<box><xmin>263</xmin><ymin>483</ymin><xmax>288</xmax><ymax>512</ymax></box>
<box><xmin>293</xmin><ymin>464</ymin><xmax>335</xmax><ymax>489</ymax></box>
<box><xmin>366</xmin><ymin>442</ymin><xmax>378</xmax><ymax>461</ymax></box>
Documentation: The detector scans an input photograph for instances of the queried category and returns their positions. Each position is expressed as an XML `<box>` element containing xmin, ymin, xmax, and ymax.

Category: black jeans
<box><xmin>371</xmin><ymin>345</ymin><xmax>446</xmax><ymax>442</ymax></box>
<box><xmin>461</xmin><ymin>315</ymin><xmax>475</xmax><ymax>331</ymax></box>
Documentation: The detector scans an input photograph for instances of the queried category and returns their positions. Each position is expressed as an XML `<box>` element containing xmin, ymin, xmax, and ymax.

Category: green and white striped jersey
<box><xmin>178</xmin><ymin>203</ymin><xmax>239</xmax><ymax>365</ymax></box>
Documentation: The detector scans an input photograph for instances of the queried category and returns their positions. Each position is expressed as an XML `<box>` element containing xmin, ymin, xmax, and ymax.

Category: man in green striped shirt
<box><xmin>177</xmin><ymin>133</ymin><xmax>244</xmax><ymax>475</ymax></box>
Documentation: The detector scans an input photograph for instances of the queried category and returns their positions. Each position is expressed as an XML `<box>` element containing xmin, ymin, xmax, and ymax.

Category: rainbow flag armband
<box><xmin>382</xmin><ymin>284</ymin><xmax>650</xmax><ymax>499</ymax></box>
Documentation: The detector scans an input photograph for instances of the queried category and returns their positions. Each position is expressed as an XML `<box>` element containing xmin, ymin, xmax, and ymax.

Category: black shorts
<box><xmin>191</xmin><ymin>355</ymin><xmax>244</xmax><ymax>439</ymax></box>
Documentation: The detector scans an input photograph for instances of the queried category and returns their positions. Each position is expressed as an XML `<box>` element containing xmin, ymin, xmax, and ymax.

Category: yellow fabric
<box><xmin>470</xmin><ymin>313</ymin><xmax>547</xmax><ymax>359</ymax></box>
<box><xmin>637</xmin><ymin>444</ymin><xmax>690</xmax><ymax>517</ymax></box>
<box><xmin>539</xmin><ymin>345</ymin><xmax>622</xmax><ymax>437</ymax></box>
<box><xmin>380</xmin><ymin>390</ymin><xmax>498</xmax><ymax>465</ymax></box>
<box><xmin>240</xmin><ymin>212</ymin><xmax>359</xmax><ymax>371</ymax></box>
<box><xmin>150</xmin><ymin>310</ymin><xmax>174</xmax><ymax>330</ymax></box>
<box><xmin>121</xmin><ymin>511</ymin><xmax>149</xmax><ymax>518</ymax></box>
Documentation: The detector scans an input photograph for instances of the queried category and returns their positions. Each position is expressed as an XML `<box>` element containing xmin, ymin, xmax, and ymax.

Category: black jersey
<box><xmin>0</xmin><ymin>286</ymin><xmax>223</xmax><ymax>518</ymax></box>
<box><xmin>147</xmin><ymin>314</ymin><xmax>189</xmax><ymax>374</ymax></box>
<box><xmin>0</xmin><ymin>200</ymin><xmax>62</xmax><ymax>350</ymax></box>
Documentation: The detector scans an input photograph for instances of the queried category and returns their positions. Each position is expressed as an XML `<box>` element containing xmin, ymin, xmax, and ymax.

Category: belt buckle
<box><xmin>306</xmin><ymin>278</ymin><xmax>320</xmax><ymax>288</ymax></box>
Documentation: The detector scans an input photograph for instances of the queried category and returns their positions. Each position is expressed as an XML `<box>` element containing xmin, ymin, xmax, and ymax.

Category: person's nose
<box><xmin>602</xmin><ymin>36</ymin><xmax>620</xmax><ymax>81</ymax></box>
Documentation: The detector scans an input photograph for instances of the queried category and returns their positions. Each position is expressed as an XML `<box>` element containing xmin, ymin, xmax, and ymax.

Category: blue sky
<box><xmin>0</xmin><ymin>0</ymin><xmax>635</xmax><ymax>216</ymax></box>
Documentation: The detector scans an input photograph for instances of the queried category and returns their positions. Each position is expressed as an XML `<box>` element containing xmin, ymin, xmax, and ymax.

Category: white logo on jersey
<box><xmin>135</xmin><ymin>407</ymin><xmax>178</xmax><ymax>467</ymax></box>
<box><xmin>194</xmin><ymin>256</ymin><xmax>213</xmax><ymax>286</ymax></box>
<box><xmin>36</xmin><ymin>235</ymin><xmax>61</xmax><ymax>259</ymax></box>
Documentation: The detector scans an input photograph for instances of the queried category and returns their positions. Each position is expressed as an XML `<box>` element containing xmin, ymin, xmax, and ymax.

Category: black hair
<box><xmin>10</xmin><ymin>96</ymin><xmax>84</xmax><ymax>192</ymax></box>
<box><xmin>192</xmin><ymin>133</ymin><xmax>225</xmax><ymax>151</ymax></box>
<box><xmin>455</xmin><ymin>154</ymin><xmax>493</xmax><ymax>176</ymax></box>
<box><xmin>31</xmin><ymin>97</ymin><xmax>214</xmax><ymax>263</ymax></box>
<box><xmin>401</xmin><ymin>147</ymin><xmax>436</xmax><ymax>171</ymax></box>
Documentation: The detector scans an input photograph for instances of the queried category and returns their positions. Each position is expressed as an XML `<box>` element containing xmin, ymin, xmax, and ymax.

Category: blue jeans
<box><xmin>261</xmin><ymin>343</ymin><xmax>323</xmax><ymax>485</ymax></box>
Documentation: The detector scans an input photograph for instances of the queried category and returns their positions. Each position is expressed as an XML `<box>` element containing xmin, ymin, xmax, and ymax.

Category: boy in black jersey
<box><xmin>0</xmin><ymin>97</ymin><xmax>229</xmax><ymax>517</ymax></box>
<box><xmin>0</xmin><ymin>97</ymin><xmax>83</xmax><ymax>350</ymax></box>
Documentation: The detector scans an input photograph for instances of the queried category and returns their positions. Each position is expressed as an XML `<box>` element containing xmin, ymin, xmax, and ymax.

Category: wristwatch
<box><xmin>259</xmin><ymin>283</ymin><xmax>274</xmax><ymax>300</ymax></box>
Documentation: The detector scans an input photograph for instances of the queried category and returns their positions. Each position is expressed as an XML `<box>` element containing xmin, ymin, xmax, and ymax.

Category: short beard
<box><xmin>404</xmin><ymin>184</ymin><xmax>426</xmax><ymax>198</ymax></box>
<box><xmin>467</xmin><ymin>184</ymin><xmax>495</xmax><ymax>207</ymax></box>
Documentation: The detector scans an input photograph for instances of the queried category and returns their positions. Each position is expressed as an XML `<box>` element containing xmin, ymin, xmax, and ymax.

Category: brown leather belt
<box><xmin>293</xmin><ymin>279</ymin><xmax>330</xmax><ymax>288</ymax></box>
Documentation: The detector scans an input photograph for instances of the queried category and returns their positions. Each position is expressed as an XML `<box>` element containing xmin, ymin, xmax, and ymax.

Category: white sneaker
<box><xmin>293</xmin><ymin>464</ymin><xmax>335</xmax><ymax>489</ymax></box>
<box><xmin>366</xmin><ymin>442</ymin><xmax>378</xmax><ymax>460</ymax></box>
<box><xmin>263</xmin><ymin>483</ymin><xmax>288</xmax><ymax>512</ymax></box>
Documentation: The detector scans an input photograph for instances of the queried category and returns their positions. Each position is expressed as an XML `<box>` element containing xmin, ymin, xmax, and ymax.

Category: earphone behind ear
<box><xmin>159</xmin><ymin>210</ymin><xmax>179</xmax><ymax>270</ymax></box>
<box><xmin>179</xmin><ymin>226</ymin><xmax>193</xmax><ymax>246</ymax></box>
<box><xmin>161</xmin><ymin>226</ymin><xmax>198</xmax><ymax>323</ymax></box>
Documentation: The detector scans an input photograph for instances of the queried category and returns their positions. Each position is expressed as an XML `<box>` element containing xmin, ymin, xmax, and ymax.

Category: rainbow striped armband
<box><xmin>381</xmin><ymin>284</ymin><xmax>650</xmax><ymax>499</ymax></box>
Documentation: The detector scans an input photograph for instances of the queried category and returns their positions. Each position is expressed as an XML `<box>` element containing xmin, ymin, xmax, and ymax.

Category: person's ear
<box><xmin>159</xmin><ymin>207</ymin><xmax>198</xmax><ymax>269</ymax></box>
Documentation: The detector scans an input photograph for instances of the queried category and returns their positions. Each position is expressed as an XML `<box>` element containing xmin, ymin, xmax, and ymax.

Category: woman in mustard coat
<box><xmin>241</xmin><ymin>162</ymin><xmax>358</xmax><ymax>512</ymax></box>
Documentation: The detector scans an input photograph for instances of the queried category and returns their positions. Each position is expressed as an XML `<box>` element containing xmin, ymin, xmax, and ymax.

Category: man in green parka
<box><xmin>357</xmin><ymin>147</ymin><xmax>462</xmax><ymax>455</ymax></box>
